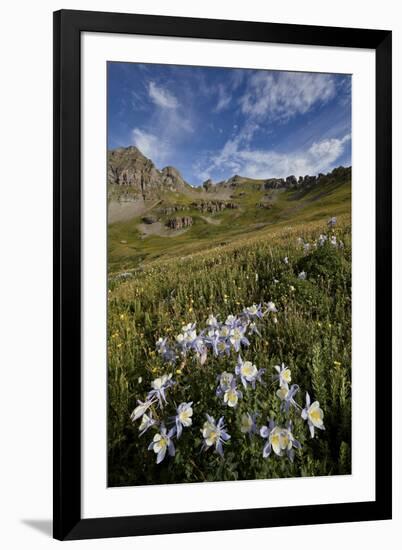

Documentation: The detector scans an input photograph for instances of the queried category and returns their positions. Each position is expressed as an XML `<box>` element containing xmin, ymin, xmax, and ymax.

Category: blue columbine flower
<box><xmin>260</xmin><ymin>419</ymin><xmax>301</xmax><ymax>461</ymax></box>
<box><xmin>273</xmin><ymin>363</ymin><xmax>292</xmax><ymax>389</ymax></box>
<box><xmin>130</xmin><ymin>398</ymin><xmax>156</xmax><ymax>422</ymax></box>
<box><xmin>330</xmin><ymin>235</ymin><xmax>338</xmax><ymax>247</ymax></box>
<box><xmin>201</xmin><ymin>414</ymin><xmax>231</xmax><ymax>457</ymax></box>
<box><xmin>148</xmin><ymin>424</ymin><xmax>176</xmax><ymax>464</ymax></box>
<box><xmin>223</xmin><ymin>378</ymin><xmax>243</xmax><ymax>408</ymax></box>
<box><xmin>265</xmin><ymin>301</ymin><xmax>278</xmax><ymax>314</ymax></box>
<box><xmin>173</xmin><ymin>402</ymin><xmax>193</xmax><ymax>438</ymax></box>
<box><xmin>206</xmin><ymin>314</ymin><xmax>219</xmax><ymax>329</ymax></box>
<box><xmin>206</xmin><ymin>326</ymin><xmax>232</xmax><ymax>357</ymax></box>
<box><xmin>216</xmin><ymin>371</ymin><xmax>234</xmax><ymax>398</ymax></box>
<box><xmin>175</xmin><ymin>324</ymin><xmax>199</xmax><ymax>354</ymax></box>
<box><xmin>224</xmin><ymin>314</ymin><xmax>239</xmax><ymax>328</ymax></box>
<box><xmin>276</xmin><ymin>384</ymin><xmax>300</xmax><ymax>413</ymax></box>
<box><xmin>260</xmin><ymin>418</ymin><xmax>277</xmax><ymax>458</ymax></box>
<box><xmin>147</xmin><ymin>373</ymin><xmax>174</xmax><ymax>408</ymax></box>
<box><xmin>138</xmin><ymin>412</ymin><xmax>156</xmax><ymax>436</ymax></box>
<box><xmin>236</xmin><ymin>356</ymin><xmax>265</xmax><ymax>389</ymax></box>
<box><xmin>156</xmin><ymin>337</ymin><xmax>176</xmax><ymax>363</ymax></box>
<box><xmin>327</xmin><ymin>216</ymin><xmax>337</xmax><ymax>228</ymax></box>
<box><xmin>240</xmin><ymin>412</ymin><xmax>258</xmax><ymax>437</ymax></box>
<box><xmin>318</xmin><ymin>233</ymin><xmax>328</xmax><ymax>246</ymax></box>
<box><xmin>248</xmin><ymin>321</ymin><xmax>261</xmax><ymax>337</ymax></box>
<box><xmin>301</xmin><ymin>392</ymin><xmax>325</xmax><ymax>438</ymax></box>
<box><xmin>229</xmin><ymin>325</ymin><xmax>250</xmax><ymax>352</ymax></box>
<box><xmin>243</xmin><ymin>303</ymin><xmax>263</xmax><ymax>320</ymax></box>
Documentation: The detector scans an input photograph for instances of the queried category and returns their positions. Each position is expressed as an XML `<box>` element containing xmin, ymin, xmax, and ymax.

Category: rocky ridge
<box><xmin>108</xmin><ymin>146</ymin><xmax>191</xmax><ymax>199</ymax></box>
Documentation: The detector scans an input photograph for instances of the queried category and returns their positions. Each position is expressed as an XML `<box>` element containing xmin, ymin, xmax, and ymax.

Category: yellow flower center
<box><xmin>277</xmin><ymin>387</ymin><xmax>288</xmax><ymax>400</ymax></box>
<box><xmin>242</xmin><ymin>363</ymin><xmax>255</xmax><ymax>376</ymax></box>
<box><xmin>179</xmin><ymin>410</ymin><xmax>191</xmax><ymax>423</ymax></box>
<box><xmin>282</xmin><ymin>369</ymin><xmax>291</xmax><ymax>383</ymax></box>
<box><xmin>309</xmin><ymin>408</ymin><xmax>322</xmax><ymax>423</ymax></box>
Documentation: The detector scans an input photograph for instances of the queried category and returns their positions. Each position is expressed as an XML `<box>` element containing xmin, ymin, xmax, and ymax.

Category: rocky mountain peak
<box><xmin>108</xmin><ymin>145</ymin><xmax>190</xmax><ymax>198</ymax></box>
<box><xmin>160</xmin><ymin>166</ymin><xmax>187</xmax><ymax>190</ymax></box>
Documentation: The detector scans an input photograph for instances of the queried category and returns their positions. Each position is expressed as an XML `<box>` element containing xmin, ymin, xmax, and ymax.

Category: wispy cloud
<box><xmin>214</xmin><ymin>84</ymin><xmax>232</xmax><ymax>112</ymax></box>
<box><xmin>132</xmin><ymin>128</ymin><xmax>170</xmax><ymax>165</ymax></box>
<box><xmin>148</xmin><ymin>81</ymin><xmax>178</xmax><ymax>109</ymax></box>
<box><xmin>240</xmin><ymin>72</ymin><xmax>336</xmax><ymax>122</ymax></box>
<box><xmin>198</xmin><ymin>134</ymin><xmax>350</xmax><ymax>182</ymax></box>
<box><xmin>132</xmin><ymin>80</ymin><xmax>193</xmax><ymax>167</ymax></box>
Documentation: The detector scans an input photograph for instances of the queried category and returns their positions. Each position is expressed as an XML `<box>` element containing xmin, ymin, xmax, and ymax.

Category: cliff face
<box><xmin>166</xmin><ymin>216</ymin><xmax>193</xmax><ymax>230</ymax></box>
<box><xmin>108</xmin><ymin>146</ymin><xmax>190</xmax><ymax>198</ymax></box>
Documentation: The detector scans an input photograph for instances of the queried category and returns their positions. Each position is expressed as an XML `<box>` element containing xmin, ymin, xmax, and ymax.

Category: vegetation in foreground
<box><xmin>108</xmin><ymin>215</ymin><xmax>352</xmax><ymax>487</ymax></box>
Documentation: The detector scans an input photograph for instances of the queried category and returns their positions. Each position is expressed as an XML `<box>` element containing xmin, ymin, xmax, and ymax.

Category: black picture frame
<box><xmin>53</xmin><ymin>9</ymin><xmax>392</xmax><ymax>541</ymax></box>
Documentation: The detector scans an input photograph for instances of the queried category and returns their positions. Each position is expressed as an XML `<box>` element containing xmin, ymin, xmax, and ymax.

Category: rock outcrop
<box><xmin>202</xmin><ymin>179</ymin><xmax>214</xmax><ymax>191</ymax></box>
<box><xmin>190</xmin><ymin>200</ymin><xmax>238</xmax><ymax>213</ymax></box>
<box><xmin>108</xmin><ymin>146</ymin><xmax>190</xmax><ymax>199</ymax></box>
<box><xmin>142</xmin><ymin>216</ymin><xmax>157</xmax><ymax>224</ymax></box>
<box><xmin>257</xmin><ymin>202</ymin><xmax>273</xmax><ymax>209</ymax></box>
<box><xmin>160</xmin><ymin>205</ymin><xmax>189</xmax><ymax>216</ymax></box>
<box><xmin>166</xmin><ymin>216</ymin><xmax>193</xmax><ymax>230</ymax></box>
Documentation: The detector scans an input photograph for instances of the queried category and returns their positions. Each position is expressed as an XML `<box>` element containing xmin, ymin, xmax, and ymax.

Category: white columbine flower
<box><xmin>223</xmin><ymin>380</ymin><xmax>242</xmax><ymax>408</ymax></box>
<box><xmin>240</xmin><ymin>412</ymin><xmax>258</xmax><ymax>435</ymax></box>
<box><xmin>274</xmin><ymin>363</ymin><xmax>292</xmax><ymax>388</ymax></box>
<box><xmin>182</xmin><ymin>322</ymin><xmax>196</xmax><ymax>332</ymax></box>
<box><xmin>201</xmin><ymin>415</ymin><xmax>230</xmax><ymax>456</ymax></box>
<box><xmin>266</xmin><ymin>301</ymin><xmax>278</xmax><ymax>313</ymax></box>
<box><xmin>174</xmin><ymin>402</ymin><xmax>193</xmax><ymax>438</ymax></box>
<box><xmin>148</xmin><ymin>424</ymin><xmax>175</xmax><ymax>464</ymax></box>
<box><xmin>176</xmin><ymin>333</ymin><xmax>185</xmax><ymax>344</ymax></box>
<box><xmin>245</xmin><ymin>304</ymin><xmax>261</xmax><ymax>317</ymax></box>
<box><xmin>260</xmin><ymin>420</ymin><xmax>301</xmax><ymax>461</ymax></box>
<box><xmin>269</xmin><ymin>426</ymin><xmax>287</xmax><ymax>456</ymax></box>
<box><xmin>327</xmin><ymin>216</ymin><xmax>337</xmax><ymax>228</ymax></box>
<box><xmin>147</xmin><ymin>373</ymin><xmax>174</xmax><ymax>407</ymax></box>
<box><xmin>138</xmin><ymin>412</ymin><xmax>156</xmax><ymax>436</ymax></box>
<box><xmin>235</xmin><ymin>356</ymin><xmax>265</xmax><ymax>389</ymax></box>
<box><xmin>229</xmin><ymin>326</ymin><xmax>249</xmax><ymax>352</ymax></box>
<box><xmin>298</xmin><ymin>271</ymin><xmax>307</xmax><ymax>280</ymax></box>
<box><xmin>206</xmin><ymin>314</ymin><xmax>218</xmax><ymax>327</ymax></box>
<box><xmin>225</xmin><ymin>314</ymin><xmax>237</xmax><ymax>327</ymax></box>
<box><xmin>130</xmin><ymin>399</ymin><xmax>154</xmax><ymax>421</ymax></box>
<box><xmin>301</xmin><ymin>392</ymin><xmax>325</xmax><ymax>438</ymax></box>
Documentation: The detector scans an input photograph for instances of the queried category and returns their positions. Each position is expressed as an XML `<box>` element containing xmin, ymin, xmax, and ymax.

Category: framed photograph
<box><xmin>53</xmin><ymin>9</ymin><xmax>392</xmax><ymax>541</ymax></box>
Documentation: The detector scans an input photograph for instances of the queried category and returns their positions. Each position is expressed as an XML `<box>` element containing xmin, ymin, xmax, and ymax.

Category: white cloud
<box><xmin>215</xmin><ymin>84</ymin><xmax>231</xmax><ymax>112</ymax></box>
<box><xmin>199</xmin><ymin>134</ymin><xmax>350</xmax><ymax>181</ymax></box>
<box><xmin>131</xmin><ymin>82</ymin><xmax>194</xmax><ymax>167</ymax></box>
<box><xmin>240</xmin><ymin>72</ymin><xmax>336</xmax><ymax>122</ymax></box>
<box><xmin>148</xmin><ymin>81</ymin><xmax>178</xmax><ymax>109</ymax></box>
<box><xmin>309</xmin><ymin>134</ymin><xmax>350</xmax><ymax>163</ymax></box>
<box><xmin>132</xmin><ymin>128</ymin><xmax>170</xmax><ymax>165</ymax></box>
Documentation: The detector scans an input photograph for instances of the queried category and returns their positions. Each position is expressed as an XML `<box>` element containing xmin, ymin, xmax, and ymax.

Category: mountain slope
<box><xmin>107</xmin><ymin>146</ymin><xmax>351</xmax><ymax>273</ymax></box>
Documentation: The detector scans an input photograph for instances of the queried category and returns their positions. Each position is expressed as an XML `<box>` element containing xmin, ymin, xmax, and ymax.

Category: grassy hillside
<box><xmin>108</xmin><ymin>171</ymin><xmax>351</xmax><ymax>274</ymax></box>
<box><xmin>108</xmin><ymin>212</ymin><xmax>352</xmax><ymax>486</ymax></box>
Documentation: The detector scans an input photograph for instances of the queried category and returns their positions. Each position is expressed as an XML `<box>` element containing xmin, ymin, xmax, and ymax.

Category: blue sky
<box><xmin>108</xmin><ymin>62</ymin><xmax>351</xmax><ymax>186</ymax></box>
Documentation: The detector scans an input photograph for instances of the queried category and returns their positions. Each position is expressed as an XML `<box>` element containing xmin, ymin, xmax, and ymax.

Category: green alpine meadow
<box><xmin>107</xmin><ymin>63</ymin><xmax>352</xmax><ymax>487</ymax></box>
